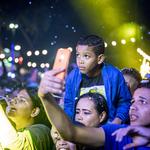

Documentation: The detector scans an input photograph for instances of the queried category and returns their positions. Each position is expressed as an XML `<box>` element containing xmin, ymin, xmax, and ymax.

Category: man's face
<box><xmin>129</xmin><ymin>87</ymin><xmax>150</xmax><ymax>126</ymax></box>
<box><xmin>6</xmin><ymin>89</ymin><xmax>33</xmax><ymax>122</ymax></box>
<box><xmin>76</xmin><ymin>45</ymin><xmax>99</xmax><ymax>77</ymax></box>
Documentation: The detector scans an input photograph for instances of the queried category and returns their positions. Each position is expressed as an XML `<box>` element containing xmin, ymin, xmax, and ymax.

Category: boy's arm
<box><xmin>38</xmin><ymin>69</ymin><xmax>105</xmax><ymax>147</ymax></box>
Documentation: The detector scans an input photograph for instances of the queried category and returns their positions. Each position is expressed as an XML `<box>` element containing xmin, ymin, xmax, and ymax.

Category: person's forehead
<box><xmin>76</xmin><ymin>45</ymin><xmax>94</xmax><ymax>52</ymax></box>
<box><xmin>133</xmin><ymin>88</ymin><xmax>150</xmax><ymax>100</ymax></box>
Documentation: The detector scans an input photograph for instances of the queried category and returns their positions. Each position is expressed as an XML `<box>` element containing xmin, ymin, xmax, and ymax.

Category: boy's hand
<box><xmin>38</xmin><ymin>69</ymin><xmax>65</xmax><ymax>98</ymax></box>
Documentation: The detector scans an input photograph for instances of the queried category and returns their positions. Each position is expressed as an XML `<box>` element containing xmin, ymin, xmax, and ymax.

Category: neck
<box><xmin>87</xmin><ymin>65</ymin><xmax>101</xmax><ymax>77</ymax></box>
<box><xmin>12</xmin><ymin>118</ymin><xmax>34</xmax><ymax>130</ymax></box>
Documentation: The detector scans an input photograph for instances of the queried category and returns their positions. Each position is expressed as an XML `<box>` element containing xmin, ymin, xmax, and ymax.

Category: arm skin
<box><xmin>112</xmin><ymin>125</ymin><xmax>150</xmax><ymax>149</ymax></box>
<box><xmin>38</xmin><ymin>69</ymin><xmax>105</xmax><ymax>147</ymax></box>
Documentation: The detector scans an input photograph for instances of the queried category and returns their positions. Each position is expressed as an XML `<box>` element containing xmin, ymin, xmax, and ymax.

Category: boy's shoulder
<box><xmin>102</xmin><ymin>63</ymin><xmax>121</xmax><ymax>73</ymax></box>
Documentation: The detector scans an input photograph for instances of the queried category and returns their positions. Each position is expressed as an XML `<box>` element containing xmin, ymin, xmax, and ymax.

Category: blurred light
<box><xmin>32</xmin><ymin>62</ymin><xmax>37</xmax><ymax>68</ymax></box>
<box><xmin>0</xmin><ymin>53</ymin><xmax>5</xmax><ymax>59</ymax></box>
<box><xmin>27</xmin><ymin>62</ymin><xmax>32</xmax><ymax>67</ymax></box>
<box><xmin>14</xmin><ymin>45</ymin><xmax>21</xmax><ymax>51</ymax></box>
<box><xmin>15</xmin><ymin>58</ymin><xmax>19</xmax><ymax>63</ymax></box>
<box><xmin>137</xmin><ymin>48</ymin><xmax>150</xmax><ymax>61</ymax></box>
<box><xmin>121</xmin><ymin>39</ymin><xmax>126</xmax><ymax>45</ymax></box>
<box><xmin>40</xmin><ymin>63</ymin><xmax>45</xmax><ymax>68</ymax></box>
<box><xmin>42</xmin><ymin>49</ymin><xmax>48</xmax><ymax>55</ymax></box>
<box><xmin>3</xmin><ymin>48</ymin><xmax>10</xmax><ymax>53</ymax></box>
<box><xmin>11</xmin><ymin>73</ymin><xmax>16</xmax><ymax>78</ymax></box>
<box><xmin>111</xmin><ymin>41</ymin><xmax>117</xmax><ymax>46</ymax></box>
<box><xmin>18</xmin><ymin>57</ymin><xmax>23</xmax><ymax>65</ymax></box>
<box><xmin>8</xmin><ymin>57</ymin><xmax>13</xmax><ymax>62</ymax></box>
<box><xmin>35</xmin><ymin>50</ymin><xmax>40</xmax><ymax>56</ymax></box>
<box><xmin>104</xmin><ymin>42</ymin><xmax>108</xmax><ymax>48</ymax></box>
<box><xmin>130</xmin><ymin>37</ymin><xmax>136</xmax><ymax>43</ymax></box>
<box><xmin>14</xmin><ymin>24</ymin><xmax>19</xmax><ymax>29</ymax></box>
<box><xmin>27</xmin><ymin>51</ymin><xmax>32</xmax><ymax>56</ymax></box>
<box><xmin>45</xmin><ymin>63</ymin><xmax>50</xmax><ymax>68</ymax></box>
<box><xmin>9</xmin><ymin>23</ymin><xmax>15</xmax><ymax>29</ymax></box>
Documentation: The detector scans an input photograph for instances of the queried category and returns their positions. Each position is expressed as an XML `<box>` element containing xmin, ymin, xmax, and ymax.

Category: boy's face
<box><xmin>76</xmin><ymin>45</ymin><xmax>100</xmax><ymax>76</ymax></box>
<box><xmin>129</xmin><ymin>87</ymin><xmax>150</xmax><ymax>126</ymax></box>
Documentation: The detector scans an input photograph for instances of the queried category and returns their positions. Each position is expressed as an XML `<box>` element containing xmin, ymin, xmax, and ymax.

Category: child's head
<box><xmin>121</xmin><ymin>68</ymin><xmax>142</xmax><ymax>95</ymax></box>
<box><xmin>76</xmin><ymin>35</ymin><xmax>105</xmax><ymax>76</ymax></box>
<box><xmin>75</xmin><ymin>93</ymin><xmax>108</xmax><ymax>127</ymax></box>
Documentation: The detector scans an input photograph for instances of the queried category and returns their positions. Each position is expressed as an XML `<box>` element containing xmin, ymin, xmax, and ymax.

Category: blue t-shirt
<box><xmin>102</xmin><ymin>124</ymin><xmax>150</xmax><ymax>150</ymax></box>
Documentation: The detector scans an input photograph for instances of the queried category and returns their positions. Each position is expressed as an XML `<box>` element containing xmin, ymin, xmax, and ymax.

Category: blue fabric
<box><xmin>102</xmin><ymin>124</ymin><xmax>150</xmax><ymax>150</ymax></box>
<box><xmin>64</xmin><ymin>63</ymin><xmax>131</xmax><ymax>122</ymax></box>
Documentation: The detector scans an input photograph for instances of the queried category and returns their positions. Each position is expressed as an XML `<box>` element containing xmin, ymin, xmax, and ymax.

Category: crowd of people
<box><xmin>0</xmin><ymin>34</ymin><xmax>150</xmax><ymax>150</ymax></box>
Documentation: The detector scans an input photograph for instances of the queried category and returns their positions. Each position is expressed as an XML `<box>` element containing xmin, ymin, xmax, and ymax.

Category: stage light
<box><xmin>35</xmin><ymin>50</ymin><xmax>40</xmax><ymax>56</ymax></box>
<box><xmin>0</xmin><ymin>53</ymin><xmax>5</xmax><ymax>59</ymax></box>
<box><xmin>42</xmin><ymin>50</ymin><xmax>48</xmax><ymax>55</ymax></box>
<box><xmin>104</xmin><ymin>42</ymin><xmax>108</xmax><ymax>48</ymax></box>
<box><xmin>111</xmin><ymin>41</ymin><xmax>117</xmax><ymax>46</ymax></box>
<box><xmin>8</xmin><ymin>57</ymin><xmax>13</xmax><ymax>62</ymax></box>
<box><xmin>27</xmin><ymin>51</ymin><xmax>32</xmax><ymax>56</ymax></box>
<box><xmin>9</xmin><ymin>23</ymin><xmax>15</xmax><ymax>29</ymax></box>
<box><xmin>121</xmin><ymin>39</ymin><xmax>126</xmax><ymax>45</ymax></box>
<box><xmin>14</xmin><ymin>45</ymin><xmax>21</xmax><ymax>51</ymax></box>
<box><xmin>130</xmin><ymin>37</ymin><xmax>136</xmax><ymax>42</ymax></box>
<box><xmin>40</xmin><ymin>63</ymin><xmax>45</xmax><ymax>68</ymax></box>
<box><xmin>32</xmin><ymin>62</ymin><xmax>37</xmax><ymax>68</ymax></box>
<box><xmin>27</xmin><ymin>62</ymin><xmax>32</xmax><ymax>67</ymax></box>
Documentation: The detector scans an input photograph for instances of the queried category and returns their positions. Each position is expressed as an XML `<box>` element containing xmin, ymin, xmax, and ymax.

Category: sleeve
<box><xmin>0</xmin><ymin>105</ymin><xmax>33</xmax><ymax>150</ymax></box>
<box><xmin>115</xmin><ymin>72</ymin><xmax>132</xmax><ymax>122</ymax></box>
<box><xmin>64</xmin><ymin>73</ymin><xmax>74</xmax><ymax>120</ymax></box>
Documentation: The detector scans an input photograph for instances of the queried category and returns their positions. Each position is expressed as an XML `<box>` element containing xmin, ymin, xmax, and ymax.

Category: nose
<box><xmin>75</xmin><ymin>113</ymin><xmax>83</xmax><ymax>122</ymax></box>
<box><xmin>9</xmin><ymin>97</ymin><xmax>17</xmax><ymax>105</ymax></box>
<box><xmin>130</xmin><ymin>102</ymin><xmax>137</xmax><ymax>111</ymax></box>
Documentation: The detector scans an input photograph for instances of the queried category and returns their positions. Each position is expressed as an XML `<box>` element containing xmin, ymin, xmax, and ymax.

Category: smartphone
<box><xmin>53</xmin><ymin>47</ymin><xmax>72</xmax><ymax>79</ymax></box>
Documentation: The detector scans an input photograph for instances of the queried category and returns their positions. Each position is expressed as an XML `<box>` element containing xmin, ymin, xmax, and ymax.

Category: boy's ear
<box><xmin>31</xmin><ymin>107</ymin><xmax>40</xmax><ymax>118</ymax></box>
<box><xmin>97</xmin><ymin>54</ymin><xmax>105</xmax><ymax>64</ymax></box>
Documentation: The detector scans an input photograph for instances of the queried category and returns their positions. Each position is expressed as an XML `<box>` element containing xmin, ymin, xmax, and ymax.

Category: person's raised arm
<box><xmin>38</xmin><ymin>69</ymin><xmax>105</xmax><ymax>147</ymax></box>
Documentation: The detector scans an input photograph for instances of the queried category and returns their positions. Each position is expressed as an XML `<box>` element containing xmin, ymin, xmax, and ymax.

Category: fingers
<box><xmin>112</xmin><ymin>127</ymin><xmax>130</xmax><ymax>142</ymax></box>
<box><xmin>123</xmin><ymin>143</ymin><xmax>137</xmax><ymax>150</ymax></box>
<box><xmin>38</xmin><ymin>69</ymin><xmax>65</xmax><ymax>97</ymax></box>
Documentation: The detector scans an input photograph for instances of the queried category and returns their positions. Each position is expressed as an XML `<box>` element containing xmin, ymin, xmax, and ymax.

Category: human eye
<box><xmin>76</xmin><ymin>53</ymin><xmax>80</xmax><ymax>58</ymax></box>
<box><xmin>84</xmin><ymin>54</ymin><xmax>90</xmax><ymax>59</ymax></box>
<box><xmin>139</xmin><ymin>99</ymin><xmax>147</xmax><ymax>105</ymax></box>
<box><xmin>75</xmin><ymin>109</ymin><xmax>80</xmax><ymax>114</ymax></box>
<box><xmin>84</xmin><ymin>111</ymin><xmax>91</xmax><ymax>115</ymax></box>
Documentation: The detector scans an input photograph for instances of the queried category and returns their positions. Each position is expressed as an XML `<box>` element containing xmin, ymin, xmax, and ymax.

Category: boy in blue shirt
<box><xmin>64</xmin><ymin>35</ymin><xmax>131</xmax><ymax>123</ymax></box>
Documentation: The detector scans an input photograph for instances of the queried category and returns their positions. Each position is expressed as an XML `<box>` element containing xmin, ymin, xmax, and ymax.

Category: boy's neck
<box><xmin>86</xmin><ymin>65</ymin><xmax>102</xmax><ymax>77</ymax></box>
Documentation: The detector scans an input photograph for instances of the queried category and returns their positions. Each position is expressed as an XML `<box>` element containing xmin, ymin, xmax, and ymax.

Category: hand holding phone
<box><xmin>53</xmin><ymin>47</ymin><xmax>72</xmax><ymax>80</ymax></box>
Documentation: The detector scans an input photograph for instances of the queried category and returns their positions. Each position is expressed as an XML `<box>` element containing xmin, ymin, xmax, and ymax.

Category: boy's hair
<box><xmin>75</xmin><ymin>92</ymin><xmax>108</xmax><ymax>125</ymax></box>
<box><xmin>121</xmin><ymin>68</ymin><xmax>142</xmax><ymax>84</ymax></box>
<box><xmin>77</xmin><ymin>35</ymin><xmax>105</xmax><ymax>55</ymax></box>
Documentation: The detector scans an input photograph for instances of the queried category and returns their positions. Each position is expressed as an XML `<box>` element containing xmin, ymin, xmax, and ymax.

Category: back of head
<box><xmin>121</xmin><ymin>68</ymin><xmax>142</xmax><ymax>84</ymax></box>
<box><xmin>77</xmin><ymin>35</ymin><xmax>105</xmax><ymax>55</ymax></box>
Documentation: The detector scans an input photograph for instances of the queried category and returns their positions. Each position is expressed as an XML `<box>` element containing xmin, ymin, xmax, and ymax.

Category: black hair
<box><xmin>77</xmin><ymin>35</ymin><xmax>105</xmax><ymax>56</ymax></box>
<box><xmin>75</xmin><ymin>92</ymin><xmax>108</xmax><ymax>125</ymax></box>
<box><xmin>22</xmin><ymin>87</ymin><xmax>52</xmax><ymax>128</ymax></box>
<box><xmin>121</xmin><ymin>68</ymin><xmax>142</xmax><ymax>84</ymax></box>
<box><xmin>138</xmin><ymin>79</ymin><xmax>150</xmax><ymax>89</ymax></box>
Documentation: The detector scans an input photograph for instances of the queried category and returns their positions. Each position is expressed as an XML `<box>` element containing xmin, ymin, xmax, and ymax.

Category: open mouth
<box><xmin>130</xmin><ymin>114</ymin><xmax>138</xmax><ymax>121</ymax></box>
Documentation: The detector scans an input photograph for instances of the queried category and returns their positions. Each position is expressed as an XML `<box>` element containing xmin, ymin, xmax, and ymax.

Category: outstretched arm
<box><xmin>112</xmin><ymin>125</ymin><xmax>150</xmax><ymax>149</ymax></box>
<box><xmin>38</xmin><ymin>69</ymin><xmax>105</xmax><ymax>147</ymax></box>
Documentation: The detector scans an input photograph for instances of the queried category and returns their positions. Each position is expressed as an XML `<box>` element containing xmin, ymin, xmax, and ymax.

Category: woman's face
<box><xmin>75</xmin><ymin>97</ymin><xmax>101</xmax><ymax>127</ymax></box>
<box><xmin>6</xmin><ymin>89</ymin><xmax>33</xmax><ymax>121</ymax></box>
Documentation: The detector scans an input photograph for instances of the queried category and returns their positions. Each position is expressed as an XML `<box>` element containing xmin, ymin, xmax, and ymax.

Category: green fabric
<box><xmin>2</xmin><ymin>124</ymin><xmax>53</xmax><ymax>150</ymax></box>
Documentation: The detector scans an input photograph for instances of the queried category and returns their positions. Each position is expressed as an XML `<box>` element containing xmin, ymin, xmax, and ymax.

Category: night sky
<box><xmin>0</xmin><ymin>0</ymin><xmax>150</xmax><ymax>70</ymax></box>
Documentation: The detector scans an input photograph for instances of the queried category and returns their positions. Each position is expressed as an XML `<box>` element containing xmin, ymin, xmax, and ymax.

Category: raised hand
<box><xmin>112</xmin><ymin>125</ymin><xmax>150</xmax><ymax>149</ymax></box>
